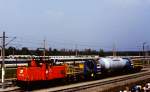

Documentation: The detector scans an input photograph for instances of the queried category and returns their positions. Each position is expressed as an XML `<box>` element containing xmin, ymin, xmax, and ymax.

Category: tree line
<box><xmin>5</xmin><ymin>47</ymin><xmax>104</xmax><ymax>56</ymax></box>
<box><xmin>4</xmin><ymin>46</ymin><xmax>146</xmax><ymax>56</ymax></box>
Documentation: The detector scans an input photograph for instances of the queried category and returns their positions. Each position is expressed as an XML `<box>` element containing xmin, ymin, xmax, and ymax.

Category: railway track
<box><xmin>56</xmin><ymin>72</ymin><xmax>150</xmax><ymax>92</ymax></box>
<box><xmin>33</xmin><ymin>69</ymin><xmax>150</xmax><ymax>92</ymax></box>
<box><xmin>1</xmin><ymin>69</ymin><xmax>150</xmax><ymax>92</ymax></box>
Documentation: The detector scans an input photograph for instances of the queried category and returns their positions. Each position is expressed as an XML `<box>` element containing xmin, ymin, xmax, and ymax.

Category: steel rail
<box><xmin>55</xmin><ymin>71</ymin><xmax>150</xmax><ymax>92</ymax></box>
<box><xmin>2</xmin><ymin>70</ymin><xmax>150</xmax><ymax>92</ymax></box>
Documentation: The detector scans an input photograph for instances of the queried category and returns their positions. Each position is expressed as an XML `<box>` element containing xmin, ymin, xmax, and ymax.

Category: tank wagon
<box><xmin>98</xmin><ymin>57</ymin><xmax>134</xmax><ymax>73</ymax></box>
<box><xmin>16</xmin><ymin>57</ymin><xmax>142</xmax><ymax>87</ymax></box>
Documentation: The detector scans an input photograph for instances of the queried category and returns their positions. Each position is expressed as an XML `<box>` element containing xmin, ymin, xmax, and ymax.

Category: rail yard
<box><xmin>0</xmin><ymin>64</ymin><xmax>150</xmax><ymax>92</ymax></box>
<box><xmin>0</xmin><ymin>55</ymin><xmax>149</xmax><ymax>92</ymax></box>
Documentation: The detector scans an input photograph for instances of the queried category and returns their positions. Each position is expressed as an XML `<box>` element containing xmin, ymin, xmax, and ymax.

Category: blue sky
<box><xmin>0</xmin><ymin>0</ymin><xmax>150</xmax><ymax>51</ymax></box>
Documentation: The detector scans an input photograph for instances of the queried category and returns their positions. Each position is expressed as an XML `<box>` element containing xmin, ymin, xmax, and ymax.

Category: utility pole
<box><xmin>0</xmin><ymin>32</ymin><xmax>16</xmax><ymax>89</ymax></box>
<box><xmin>143</xmin><ymin>42</ymin><xmax>146</xmax><ymax>57</ymax></box>
<box><xmin>142</xmin><ymin>42</ymin><xmax>147</xmax><ymax>65</ymax></box>
<box><xmin>146</xmin><ymin>45</ymin><xmax>149</xmax><ymax>57</ymax></box>
<box><xmin>0</xmin><ymin>48</ymin><xmax>2</xmax><ymax>60</ymax></box>
<box><xmin>43</xmin><ymin>39</ymin><xmax>46</xmax><ymax>60</ymax></box>
<box><xmin>137</xmin><ymin>46</ymin><xmax>141</xmax><ymax>56</ymax></box>
<box><xmin>0</xmin><ymin>38</ymin><xmax>1</xmax><ymax>59</ymax></box>
<box><xmin>113</xmin><ymin>43</ymin><xmax>116</xmax><ymax>57</ymax></box>
<box><xmin>146</xmin><ymin>45</ymin><xmax>149</xmax><ymax>65</ymax></box>
<box><xmin>1</xmin><ymin>32</ymin><xmax>7</xmax><ymax>89</ymax></box>
<box><xmin>75</xmin><ymin>44</ymin><xmax>78</xmax><ymax>56</ymax></box>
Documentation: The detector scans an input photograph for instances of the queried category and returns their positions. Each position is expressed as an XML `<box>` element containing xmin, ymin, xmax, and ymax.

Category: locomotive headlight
<box><xmin>20</xmin><ymin>70</ymin><xmax>24</xmax><ymax>73</ymax></box>
<box><xmin>91</xmin><ymin>73</ymin><xmax>94</xmax><ymax>77</ymax></box>
<box><xmin>131</xmin><ymin>63</ymin><xmax>134</xmax><ymax>67</ymax></box>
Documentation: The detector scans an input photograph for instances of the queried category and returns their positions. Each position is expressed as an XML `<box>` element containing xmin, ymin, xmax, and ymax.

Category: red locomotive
<box><xmin>17</xmin><ymin>59</ymin><xmax>67</xmax><ymax>86</ymax></box>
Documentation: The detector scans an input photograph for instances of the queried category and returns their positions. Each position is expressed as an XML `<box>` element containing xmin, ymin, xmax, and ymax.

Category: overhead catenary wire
<box><xmin>4</xmin><ymin>36</ymin><xmax>144</xmax><ymax>51</ymax></box>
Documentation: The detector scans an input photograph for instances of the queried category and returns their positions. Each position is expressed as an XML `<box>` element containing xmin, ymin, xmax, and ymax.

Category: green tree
<box><xmin>6</xmin><ymin>46</ymin><xmax>16</xmax><ymax>56</ymax></box>
<box><xmin>99</xmin><ymin>49</ymin><xmax>105</xmax><ymax>57</ymax></box>
<box><xmin>21</xmin><ymin>47</ymin><xmax>29</xmax><ymax>55</ymax></box>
